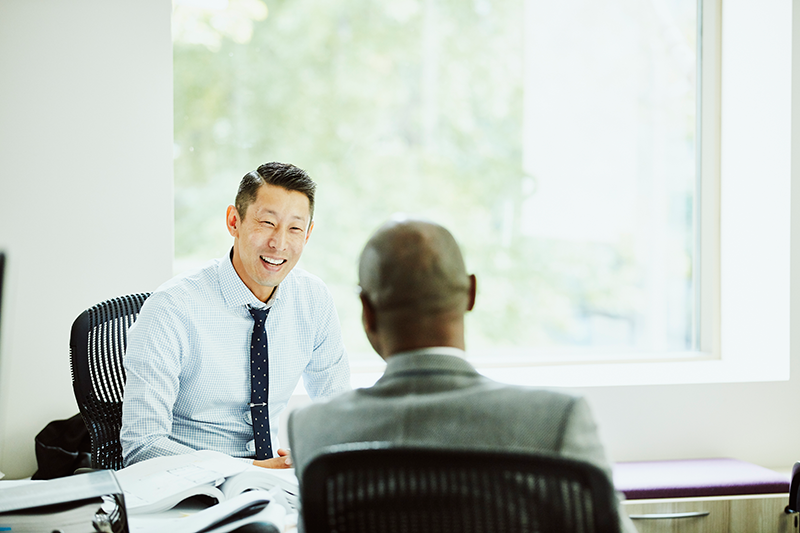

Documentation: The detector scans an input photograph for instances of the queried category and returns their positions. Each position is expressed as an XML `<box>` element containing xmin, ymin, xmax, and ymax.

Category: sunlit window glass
<box><xmin>173</xmin><ymin>0</ymin><xmax>698</xmax><ymax>365</ymax></box>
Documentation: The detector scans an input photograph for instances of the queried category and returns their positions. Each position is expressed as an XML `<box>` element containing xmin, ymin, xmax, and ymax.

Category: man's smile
<box><xmin>261</xmin><ymin>256</ymin><xmax>287</xmax><ymax>266</ymax></box>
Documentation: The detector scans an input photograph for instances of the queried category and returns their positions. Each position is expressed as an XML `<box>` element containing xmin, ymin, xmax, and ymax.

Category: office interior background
<box><xmin>0</xmin><ymin>0</ymin><xmax>798</xmax><ymax>479</ymax></box>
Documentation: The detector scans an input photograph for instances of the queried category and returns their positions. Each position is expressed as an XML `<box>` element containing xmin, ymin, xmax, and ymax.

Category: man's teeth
<box><xmin>262</xmin><ymin>257</ymin><xmax>285</xmax><ymax>265</ymax></box>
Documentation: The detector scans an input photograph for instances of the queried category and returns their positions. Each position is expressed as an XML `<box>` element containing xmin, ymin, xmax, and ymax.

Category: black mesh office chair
<box><xmin>786</xmin><ymin>461</ymin><xmax>800</xmax><ymax>514</ymax></box>
<box><xmin>300</xmin><ymin>443</ymin><xmax>621</xmax><ymax>533</ymax></box>
<box><xmin>69</xmin><ymin>293</ymin><xmax>150</xmax><ymax>470</ymax></box>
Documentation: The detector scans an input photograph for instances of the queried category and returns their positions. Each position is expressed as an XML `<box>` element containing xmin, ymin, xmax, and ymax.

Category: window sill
<box><xmin>342</xmin><ymin>348</ymin><xmax>790</xmax><ymax>390</ymax></box>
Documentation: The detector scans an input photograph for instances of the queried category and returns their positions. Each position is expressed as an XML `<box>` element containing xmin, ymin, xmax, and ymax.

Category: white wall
<box><xmin>0</xmin><ymin>0</ymin><xmax>173</xmax><ymax>479</ymax></box>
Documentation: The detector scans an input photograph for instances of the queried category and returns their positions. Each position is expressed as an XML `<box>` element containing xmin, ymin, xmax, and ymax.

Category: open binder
<box><xmin>0</xmin><ymin>469</ymin><xmax>128</xmax><ymax>533</ymax></box>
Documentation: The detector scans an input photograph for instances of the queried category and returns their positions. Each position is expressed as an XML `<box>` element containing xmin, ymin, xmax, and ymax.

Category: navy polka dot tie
<box><xmin>248</xmin><ymin>306</ymin><xmax>272</xmax><ymax>460</ymax></box>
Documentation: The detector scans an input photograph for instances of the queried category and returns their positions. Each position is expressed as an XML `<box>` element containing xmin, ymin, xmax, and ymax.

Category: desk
<box><xmin>129</xmin><ymin>495</ymin><xmax>297</xmax><ymax>533</ymax></box>
<box><xmin>0</xmin><ymin>482</ymin><xmax>297</xmax><ymax>533</ymax></box>
<box><xmin>621</xmin><ymin>493</ymin><xmax>795</xmax><ymax>533</ymax></box>
<box><xmin>614</xmin><ymin>458</ymin><xmax>794</xmax><ymax>533</ymax></box>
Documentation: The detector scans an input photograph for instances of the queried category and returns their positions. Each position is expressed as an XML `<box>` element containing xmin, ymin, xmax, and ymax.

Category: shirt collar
<box><xmin>218</xmin><ymin>249</ymin><xmax>284</xmax><ymax>310</ymax></box>
<box><xmin>391</xmin><ymin>346</ymin><xmax>467</xmax><ymax>359</ymax></box>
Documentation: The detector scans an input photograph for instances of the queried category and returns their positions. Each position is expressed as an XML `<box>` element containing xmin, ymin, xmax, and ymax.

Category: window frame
<box><xmin>348</xmin><ymin>0</ymin><xmax>792</xmax><ymax>389</ymax></box>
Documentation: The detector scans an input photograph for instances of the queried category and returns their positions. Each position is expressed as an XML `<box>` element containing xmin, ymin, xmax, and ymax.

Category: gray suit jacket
<box><xmin>288</xmin><ymin>351</ymin><xmax>637</xmax><ymax>533</ymax></box>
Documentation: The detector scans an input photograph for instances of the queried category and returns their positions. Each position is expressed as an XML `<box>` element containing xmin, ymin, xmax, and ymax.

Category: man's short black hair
<box><xmin>235</xmin><ymin>162</ymin><xmax>316</xmax><ymax>223</ymax></box>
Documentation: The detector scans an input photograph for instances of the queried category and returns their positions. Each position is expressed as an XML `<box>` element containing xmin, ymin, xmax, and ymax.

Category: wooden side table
<box><xmin>613</xmin><ymin>458</ymin><xmax>795</xmax><ymax>532</ymax></box>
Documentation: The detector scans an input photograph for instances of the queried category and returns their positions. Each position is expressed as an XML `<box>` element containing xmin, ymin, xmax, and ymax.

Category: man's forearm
<box><xmin>122</xmin><ymin>435</ymin><xmax>197</xmax><ymax>467</ymax></box>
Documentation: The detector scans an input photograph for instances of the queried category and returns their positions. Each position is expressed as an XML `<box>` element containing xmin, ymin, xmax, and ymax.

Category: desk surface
<box><xmin>129</xmin><ymin>495</ymin><xmax>297</xmax><ymax>533</ymax></box>
<box><xmin>0</xmin><ymin>482</ymin><xmax>297</xmax><ymax>533</ymax></box>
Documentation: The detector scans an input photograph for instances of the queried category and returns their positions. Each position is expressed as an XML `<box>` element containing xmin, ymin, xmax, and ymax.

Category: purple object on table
<box><xmin>612</xmin><ymin>458</ymin><xmax>790</xmax><ymax>500</ymax></box>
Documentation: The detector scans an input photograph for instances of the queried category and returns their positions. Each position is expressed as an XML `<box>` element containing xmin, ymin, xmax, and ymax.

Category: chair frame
<box><xmin>69</xmin><ymin>293</ymin><xmax>150</xmax><ymax>470</ymax></box>
<box><xmin>787</xmin><ymin>461</ymin><xmax>800</xmax><ymax>514</ymax></box>
<box><xmin>301</xmin><ymin>442</ymin><xmax>621</xmax><ymax>533</ymax></box>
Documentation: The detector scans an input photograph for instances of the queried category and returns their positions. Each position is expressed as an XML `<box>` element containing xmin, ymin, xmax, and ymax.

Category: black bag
<box><xmin>31</xmin><ymin>413</ymin><xmax>92</xmax><ymax>479</ymax></box>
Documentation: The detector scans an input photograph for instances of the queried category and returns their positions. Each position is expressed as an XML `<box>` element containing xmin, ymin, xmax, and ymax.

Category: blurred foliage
<box><xmin>173</xmin><ymin>0</ymin><xmax>695</xmax><ymax>361</ymax></box>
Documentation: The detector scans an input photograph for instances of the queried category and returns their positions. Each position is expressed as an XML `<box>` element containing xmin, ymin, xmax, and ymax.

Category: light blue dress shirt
<box><xmin>120</xmin><ymin>253</ymin><xmax>350</xmax><ymax>466</ymax></box>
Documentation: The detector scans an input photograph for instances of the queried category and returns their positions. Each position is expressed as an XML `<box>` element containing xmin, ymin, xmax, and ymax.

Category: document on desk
<box><xmin>116</xmin><ymin>450</ymin><xmax>299</xmax><ymax>515</ymax></box>
<box><xmin>116</xmin><ymin>450</ymin><xmax>246</xmax><ymax>513</ymax></box>
<box><xmin>0</xmin><ymin>470</ymin><xmax>128</xmax><ymax>533</ymax></box>
<box><xmin>127</xmin><ymin>490</ymin><xmax>287</xmax><ymax>533</ymax></box>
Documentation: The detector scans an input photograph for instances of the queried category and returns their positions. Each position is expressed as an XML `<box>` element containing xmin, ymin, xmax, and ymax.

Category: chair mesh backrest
<box><xmin>69</xmin><ymin>293</ymin><xmax>150</xmax><ymax>470</ymax></box>
<box><xmin>301</xmin><ymin>444</ymin><xmax>620</xmax><ymax>533</ymax></box>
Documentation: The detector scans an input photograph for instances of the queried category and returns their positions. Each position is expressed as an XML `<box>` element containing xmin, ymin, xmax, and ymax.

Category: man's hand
<box><xmin>253</xmin><ymin>447</ymin><xmax>293</xmax><ymax>469</ymax></box>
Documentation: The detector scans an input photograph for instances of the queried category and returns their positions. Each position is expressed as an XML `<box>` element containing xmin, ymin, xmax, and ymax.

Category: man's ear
<box><xmin>360</xmin><ymin>291</ymin><xmax>385</xmax><ymax>358</ymax></box>
<box><xmin>466</xmin><ymin>274</ymin><xmax>477</xmax><ymax>312</ymax></box>
<box><xmin>305</xmin><ymin>221</ymin><xmax>314</xmax><ymax>243</ymax></box>
<box><xmin>360</xmin><ymin>292</ymin><xmax>378</xmax><ymax>334</ymax></box>
<box><xmin>226</xmin><ymin>205</ymin><xmax>240</xmax><ymax>237</ymax></box>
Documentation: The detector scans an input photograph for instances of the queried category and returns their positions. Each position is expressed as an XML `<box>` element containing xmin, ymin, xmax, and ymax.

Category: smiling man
<box><xmin>121</xmin><ymin>162</ymin><xmax>350</xmax><ymax>469</ymax></box>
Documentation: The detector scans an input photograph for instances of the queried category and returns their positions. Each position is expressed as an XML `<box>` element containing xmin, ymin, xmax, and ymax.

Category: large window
<box><xmin>173</xmin><ymin>0</ymin><xmax>700</xmax><ymax>366</ymax></box>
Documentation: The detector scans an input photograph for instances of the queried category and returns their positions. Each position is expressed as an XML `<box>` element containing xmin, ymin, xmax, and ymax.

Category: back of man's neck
<box><xmin>386</xmin><ymin>346</ymin><xmax>467</xmax><ymax>359</ymax></box>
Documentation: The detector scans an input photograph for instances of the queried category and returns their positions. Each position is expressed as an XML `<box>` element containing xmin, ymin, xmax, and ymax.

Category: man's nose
<box><xmin>269</xmin><ymin>228</ymin><xmax>288</xmax><ymax>250</ymax></box>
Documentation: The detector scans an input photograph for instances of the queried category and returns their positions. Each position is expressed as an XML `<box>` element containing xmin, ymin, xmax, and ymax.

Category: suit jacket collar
<box><xmin>379</xmin><ymin>350</ymin><xmax>480</xmax><ymax>383</ymax></box>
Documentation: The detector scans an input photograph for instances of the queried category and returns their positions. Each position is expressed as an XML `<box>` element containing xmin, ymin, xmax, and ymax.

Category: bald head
<box><xmin>359</xmin><ymin>218</ymin><xmax>473</xmax><ymax>316</ymax></box>
<box><xmin>358</xmin><ymin>218</ymin><xmax>476</xmax><ymax>357</ymax></box>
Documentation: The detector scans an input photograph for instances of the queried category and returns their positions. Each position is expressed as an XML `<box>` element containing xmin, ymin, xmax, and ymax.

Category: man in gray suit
<box><xmin>288</xmin><ymin>217</ymin><xmax>637</xmax><ymax>533</ymax></box>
